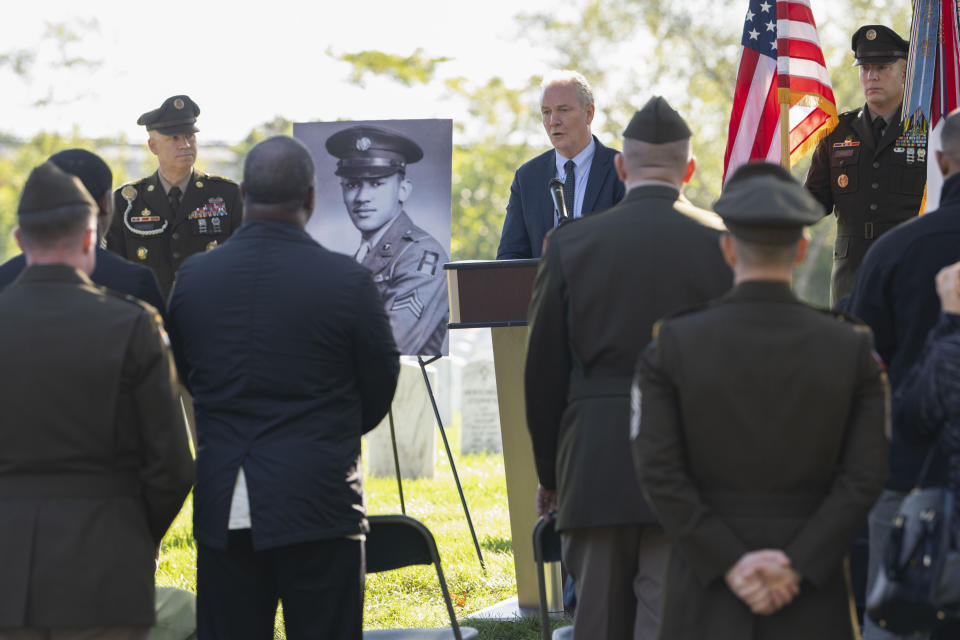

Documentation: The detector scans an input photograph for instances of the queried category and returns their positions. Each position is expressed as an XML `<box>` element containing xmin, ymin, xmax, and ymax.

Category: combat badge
<box><xmin>137</xmin><ymin>246</ymin><xmax>148</xmax><ymax>261</ymax></box>
<box><xmin>837</xmin><ymin>174</ymin><xmax>849</xmax><ymax>188</ymax></box>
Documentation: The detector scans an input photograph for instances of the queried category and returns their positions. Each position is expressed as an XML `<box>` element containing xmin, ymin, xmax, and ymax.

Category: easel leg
<box><xmin>387</xmin><ymin>408</ymin><xmax>406</xmax><ymax>515</ymax></box>
<box><xmin>418</xmin><ymin>356</ymin><xmax>486</xmax><ymax>573</ymax></box>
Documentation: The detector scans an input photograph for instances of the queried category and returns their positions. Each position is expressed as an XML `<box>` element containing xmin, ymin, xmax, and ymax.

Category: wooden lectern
<box><xmin>445</xmin><ymin>259</ymin><xmax>550</xmax><ymax>611</ymax></box>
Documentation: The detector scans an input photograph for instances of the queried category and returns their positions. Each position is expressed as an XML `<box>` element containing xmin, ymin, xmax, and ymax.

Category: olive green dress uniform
<box><xmin>105</xmin><ymin>170</ymin><xmax>242</xmax><ymax>298</ymax></box>
<box><xmin>633</xmin><ymin>164</ymin><xmax>890</xmax><ymax>640</ymax></box>
<box><xmin>804</xmin><ymin>25</ymin><xmax>922</xmax><ymax>306</ymax></box>
<box><xmin>805</xmin><ymin>105</ymin><xmax>925</xmax><ymax>306</ymax></box>
<box><xmin>359</xmin><ymin>210</ymin><xmax>448</xmax><ymax>356</ymax></box>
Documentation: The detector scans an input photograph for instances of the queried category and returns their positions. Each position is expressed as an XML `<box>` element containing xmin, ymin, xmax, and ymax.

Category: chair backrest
<box><xmin>365</xmin><ymin>514</ymin><xmax>465</xmax><ymax>640</ymax></box>
<box><xmin>366</xmin><ymin>515</ymin><xmax>438</xmax><ymax>574</ymax></box>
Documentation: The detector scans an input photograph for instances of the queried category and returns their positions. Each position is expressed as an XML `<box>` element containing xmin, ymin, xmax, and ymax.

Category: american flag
<box><xmin>722</xmin><ymin>0</ymin><xmax>838</xmax><ymax>183</ymax></box>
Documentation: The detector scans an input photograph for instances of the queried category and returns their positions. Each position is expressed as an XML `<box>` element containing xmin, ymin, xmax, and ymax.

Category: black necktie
<box><xmin>873</xmin><ymin>117</ymin><xmax>885</xmax><ymax>145</ymax></box>
<box><xmin>563</xmin><ymin>160</ymin><xmax>576</xmax><ymax>219</ymax></box>
<box><xmin>168</xmin><ymin>186</ymin><xmax>182</xmax><ymax>213</ymax></box>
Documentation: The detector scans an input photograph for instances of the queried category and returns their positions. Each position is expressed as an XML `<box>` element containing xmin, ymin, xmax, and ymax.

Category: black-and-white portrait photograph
<box><xmin>294</xmin><ymin>119</ymin><xmax>452</xmax><ymax>357</ymax></box>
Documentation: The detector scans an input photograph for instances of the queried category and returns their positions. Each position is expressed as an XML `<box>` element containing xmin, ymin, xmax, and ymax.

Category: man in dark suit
<box><xmin>0</xmin><ymin>162</ymin><xmax>194</xmax><ymax>639</ymax></box>
<box><xmin>524</xmin><ymin>96</ymin><xmax>732</xmax><ymax>639</ymax></box>
<box><xmin>804</xmin><ymin>25</ymin><xmax>920</xmax><ymax>307</ymax></box>
<box><xmin>497</xmin><ymin>70</ymin><xmax>626</xmax><ymax>259</ymax></box>
<box><xmin>167</xmin><ymin>136</ymin><xmax>399</xmax><ymax>639</ymax></box>
<box><xmin>633</xmin><ymin>163</ymin><xmax>889</xmax><ymax>640</ymax></box>
<box><xmin>0</xmin><ymin>149</ymin><xmax>165</xmax><ymax>316</ymax></box>
<box><xmin>845</xmin><ymin>108</ymin><xmax>960</xmax><ymax>640</ymax></box>
<box><xmin>105</xmin><ymin>95</ymin><xmax>243</xmax><ymax>298</ymax></box>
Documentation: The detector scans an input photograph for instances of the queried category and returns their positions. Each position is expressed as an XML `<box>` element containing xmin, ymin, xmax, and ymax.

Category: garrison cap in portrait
<box><xmin>714</xmin><ymin>162</ymin><xmax>822</xmax><ymax>244</ymax></box>
<box><xmin>18</xmin><ymin>161</ymin><xmax>98</xmax><ymax>218</ymax></box>
<box><xmin>324</xmin><ymin>125</ymin><xmax>424</xmax><ymax>179</ymax></box>
<box><xmin>623</xmin><ymin>96</ymin><xmax>692</xmax><ymax>143</ymax></box>
<box><xmin>851</xmin><ymin>25</ymin><xmax>909</xmax><ymax>65</ymax></box>
<box><xmin>137</xmin><ymin>95</ymin><xmax>200</xmax><ymax>134</ymax></box>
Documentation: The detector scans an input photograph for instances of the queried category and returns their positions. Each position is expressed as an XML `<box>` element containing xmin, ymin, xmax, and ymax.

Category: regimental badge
<box><xmin>206</xmin><ymin>240</ymin><xmax>218</xmax><ymax>251</ymax></box>
<box><xmin>195</xmin><ymin>181</ymin><xmax>204</xmax><ymax>189</ymax></box>
<box><xmin>356</xmin><ymin>136</ymin><xmax>372</xmax><ymax>151</ymax></box>
<box><xmin>137</xmin><ymin>246</ymin><xmax>148</xmax><ymax>261</ymax></box>
<box><xmin>174</xmin><ymin>98</ymin><xmax>185</xmax><ymax>110</ymax></box>
<box><xmin>837</xmin><ymin>174</ymin><xmax>849</xmax><ymax>188</ymax></box>
<box><xmin>866</xmin><ymin>29</ymin><xmax>877</xmax><ymax>40</ymax></box>
<box><xmin>919</xmin><ymin>149</ymin><xmax>927</xmax><ymax>162</ymax></box>
<box><xmin>121</xmin><ymin>185</ymin><xmax>137</xmax><ymax>200</ymax></box>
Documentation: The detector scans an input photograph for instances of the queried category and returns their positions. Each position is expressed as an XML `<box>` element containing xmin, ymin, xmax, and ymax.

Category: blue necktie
<box><xmin>563</xmin><ymin>160</ymin><xmax>576</xmax><ymax>219</ymax></box>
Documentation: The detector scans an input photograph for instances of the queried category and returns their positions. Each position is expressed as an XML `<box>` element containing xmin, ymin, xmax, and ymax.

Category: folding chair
<box><xmin>363</xmin><ymin>514</ymin><xmax>478</xmax><ymax>640</ymax></box>
<box><xmin>533</xmin><ymin>517</ymin><xmax>573</xmax><ymax>640</ymax></box>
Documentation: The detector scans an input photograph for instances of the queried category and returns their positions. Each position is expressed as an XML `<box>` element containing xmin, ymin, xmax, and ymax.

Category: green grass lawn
<box><xmin>156</xmin><ymin>420</ymin><xmax>571</xmax><ymax>639</ymax></box>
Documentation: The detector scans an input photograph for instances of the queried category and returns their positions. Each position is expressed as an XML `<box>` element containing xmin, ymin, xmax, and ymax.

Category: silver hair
<box><xmin>541</xmin><ymin>70</ymin><xmax>595</xmax><ymax>108</ymax></box>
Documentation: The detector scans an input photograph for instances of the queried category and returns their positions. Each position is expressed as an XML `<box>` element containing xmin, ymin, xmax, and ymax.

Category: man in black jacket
<box><xmin>167</xmin><ymin>136</ymin><xmax>399</xmax><ymax>640</ymax></box>
<box><xmin>0</xmin><ymin>149</ymin><xmax>165</xmax><ymax>317</ymax></box>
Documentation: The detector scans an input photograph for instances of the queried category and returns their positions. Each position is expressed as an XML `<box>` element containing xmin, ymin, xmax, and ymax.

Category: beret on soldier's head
<box><xmin>18</xmin><ymin>161</ymin><xmax>98</xmax><ymax>217</ymax></box>
<box><xmin>851</xmin><ymin>25</ymin><xmax>909</xmax><ymax>65</ymax></box>
<box><xmin>48</xmin><ymin>148</ymin><xmax>113</xmax><ymax>201</ymax></box>
<box><xmin>623</xmin><ymin>96</ymin><xmax>692</xmax><ymax>143</ymax></box>
<box><xmin>714</xmin><ymin>162</ymin><xmax>822</xmax><ymax>244</ymax></box>
<box><xmin>137</xmin><ymin>95</ymin><xmax>200</xmax><ymax>135</ymax></box>
<box><xmin>325</xmin><ymin>125</ymin><xmax>424</xmax><ymax>179</ymax></box>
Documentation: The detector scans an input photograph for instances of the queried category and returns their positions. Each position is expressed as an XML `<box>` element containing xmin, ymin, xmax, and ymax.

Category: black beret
<box><xmin>623</xmin><ymin>96</ymin><xmax>692</xmax><ymax>143</ymax></box>
<box><xmin>18</xmin><ymin>161</ymin><xmax>97</xmax><ymax>217</ymax></box>
<box><xmin>852</xmin><ymin>25</ymin><xmax>909</xmax><ymax>66</ymax></box>
<box><xmin>137</xmin><ymin>95</ymin><xmax>200</xmax><ymax>135</ymax></box>
<box><xmin>714</xmin><ymin>162</ymin><xmax>823</xmax><ymax>244</ymax></box>
<box><xmin>48</xmin><ymin>149</ymin><xmax>113</xmax><ymax>201</ymax></box>
<box><xmin>324</xmin><ymin>125</ymin><xmax>423</xmax><ymax>179</ymax></box>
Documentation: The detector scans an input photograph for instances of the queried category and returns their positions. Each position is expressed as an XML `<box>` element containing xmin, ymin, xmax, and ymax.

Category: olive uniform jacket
<box><xmin>633</xmin><ymin>281</ymin><xmax>889</xmax><ymax>640</ymax></box>
<box><xmin>0</xmin><ymin>265</ymin><xmax>194</xmax><ymax>628</ymax></box>
<box><xmin>106</xmin><ymin>169</ymin><xmax>243</xmax><ymax>298</ymax></box>
<box><xmin>525</xmin><ymin>184</ymin><xmax>732</xmax><ymax>531</ymax></box>
<box><xmin>360</xmin><ymin>211</ymin><xmax>449</xmax><ymax>356</ymax></box>
<box><xmin>804</xmin><ymin>105</ymin><xmax>925</xmax><ymax>306</ymax></box>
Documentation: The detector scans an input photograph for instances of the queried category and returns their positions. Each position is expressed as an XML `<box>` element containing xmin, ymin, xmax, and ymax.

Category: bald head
<box><xmin>618</xmin><ymin>137</ymin><xmax>693</xmax><ymax>188</ymax></box>
<box><xmin>242</xmin><ymin>136</ymin><xmax>316</xmax><ymax>225</ymax></box>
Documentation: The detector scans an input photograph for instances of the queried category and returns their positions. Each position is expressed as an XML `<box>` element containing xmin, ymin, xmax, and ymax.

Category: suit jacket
<box><xmin>0</xmin><ymin>265</ymin><xmax>193</xmax><ymax>628</ymax></box>
<box><xmin>804</xmin><ymin>105</ymin><xmax>924</xmax><ymax>305</ymax></box>
<box><xmin>0</xmin><ymin>248</ymin><xmax>166</xmax><ymax>323</ymax></box>
<box><xmin>359</xmin><ymin>211</ymin><xmax>449</xmax><ymax>356</ymax></box>
<box><xmin>633</xmin><ymin>281</ymin><xmax>889</xmax><ymax>640</ymax></box>
<box><xmin>167</xmin><ymin>219</ymin><xmax>400</xmax><ymax>551</ymax></box>
<box><xmin>524</xmin><ymin>184</ymin><xmax>732</xmax><ymax>531</ymax></box>
<box><xmin>105</xmin><ymin>169</ymin><xmax>243</xmax><ymax>298</ymax></box>
<box><xmin>497</xmin><ymin>135</ymin><xmax>625</xmax><ymax>259</ymax></box>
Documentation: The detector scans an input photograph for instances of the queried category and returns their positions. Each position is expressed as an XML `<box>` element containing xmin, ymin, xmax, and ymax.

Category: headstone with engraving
<box><xmin>366</xmin><ymin>361</ymin><xmax>436</xmax><ymax>479</ymax></box>
<box><xmin>460</xmin><ymin>359</ymin><xmax>502</xmax><ymax>455</ymax></box>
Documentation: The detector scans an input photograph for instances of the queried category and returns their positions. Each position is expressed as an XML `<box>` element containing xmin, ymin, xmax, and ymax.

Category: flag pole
<box><xmin>780</xmin><ymin>102</ymin><xmax>790</xmax><ymax>169</ymax></box>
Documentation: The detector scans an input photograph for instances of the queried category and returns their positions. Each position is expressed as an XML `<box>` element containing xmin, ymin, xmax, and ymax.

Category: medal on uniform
<box><xmin>837</xmin><ymin>174</ymin><xmax>849</xmax><ymax>188</ymax></box>
<box><xmin>918</xmin><ymin>148</ymin><xmax>926</xmax><ymax>162</ymax></box>
<box><xmin>198</xmin><ymin>218</ymin><xmax>208</xmax><ymax>234</ymax></box>
<box><xmin>137</xmin><ymin>246</ymin><xmax>148</xmax><ymax>261</ymax></box>
<box><xmin>212</xmin><ymin>217</ymin><xmax>222</xmax><ymax>234</ymax></box>
<box><xmin>907</xmin><ymin>148</ymin><xmax>916</xmax><ymax>164</ymax></box>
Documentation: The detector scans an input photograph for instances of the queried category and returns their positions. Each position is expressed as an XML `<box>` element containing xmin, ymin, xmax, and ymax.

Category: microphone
<box><xmin>549</xmin><ymin>178</ymin><xmax>571</xmax><ymax>224</ymax></box>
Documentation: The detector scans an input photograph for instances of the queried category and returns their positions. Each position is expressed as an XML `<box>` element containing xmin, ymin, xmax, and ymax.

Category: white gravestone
<box><xmin>366</xmin><ymin>361</ymin><xmax>436</xmax><ymax>479</ymax></box>
<box><xmin>460</xmin><ymin>359</ymin><xmax>502</xmax><ymax>455</ymax></box>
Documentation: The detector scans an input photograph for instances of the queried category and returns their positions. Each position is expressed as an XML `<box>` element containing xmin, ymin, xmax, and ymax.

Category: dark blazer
<box><xmin>525</xmin><ymin>185</ymin><xmax>732</xmax><ymax>531</ymax></box>
<box><xmin>846</xmin><ymin>172</ymin><xmax>960</xmax><ymax>491</ymax></box>
<box><xmin>167</xmin><ymin>219</ymin><xmax>400</xmax><ymax>551</ymax></box>
<box><xmin>633</xmin><ymin>281</ymin><xmax>889</xmax><ymax>640</ymax></box>
<box><xmin>497</xmin><ymin>135</ymin><xmax>626</xmax><ymax>259</ymax></box>
<box><xmin>0</xmin><ymin>264</ymin><xmax>193</xmax><ymax>628</ymax></box>
<box><xmin>106</xmin><ymin>169</ymin><xmax>243</xmax><ymax>298</ymax></box>
<box><xmin>0</xmin><ymin>248</ymin><xmax>166</xmax><ymax>322</ymax></box>
<box><xmin>804</xmin><ymin>104</ymin><xmax>924</xmax><ymax>305</ymax></box>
